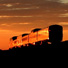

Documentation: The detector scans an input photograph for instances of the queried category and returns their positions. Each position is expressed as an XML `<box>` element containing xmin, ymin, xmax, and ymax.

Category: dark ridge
<box><xmin>0</xmin><ymin>41</ymin><xmax>68</xmax><ymax>56</ymax></box>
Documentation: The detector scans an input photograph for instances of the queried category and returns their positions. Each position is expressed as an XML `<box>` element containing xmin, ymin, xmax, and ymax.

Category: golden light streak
<box><xmin>0</xmin><ymin>16</ymin><xmax>33</xmax><ymax>18</ymax></box>
<box><xmin>0</xmin><ymin>22</ymin><xmax>31</xmax><ymax>27</ymax></box>
<box><xmin>58</xmin><ymin>22</ymin><xmax>68</xmax><ymax>25</ymax></box>
<box><xmin>0</xmin><ymin>3</ymin><xmax>20</xmax><ymax>6</ymax></box>
<box><xmin>6</xmin><ymin>4</ymin><xmax>13</xmax><ymax>7</ymax></box>
<box><xmin>1</xmin><ymin>7</ymin><xmax>39</xmax><ymax>11</ymax></box>
<box><xmin>59</xmin><ymin>13</ymin><xmax>68</xmax><ymax>17</ymax></box>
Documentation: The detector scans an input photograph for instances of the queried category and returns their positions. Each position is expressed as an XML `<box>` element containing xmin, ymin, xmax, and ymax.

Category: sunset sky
<box><xmin>0</xmin><ymin>0</ymin><xmax>68</xmax><ymax>50</ymax></box>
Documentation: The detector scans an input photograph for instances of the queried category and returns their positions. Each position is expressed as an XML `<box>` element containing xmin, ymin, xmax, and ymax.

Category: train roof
<box><xmin>49</xmin><ymin>24</ymin><xmax>62</xmax><ymax>28</ymax></box>
<box><xmin>11</xmin><ymin>36</ymin><xmax>17</xmax><ymax>40</ymax></box>
<box><xmin>31</xmin><ymin>28</ymin><xmax>42</xmax><ymax>33</ymax></box>
<box><xmin>49</xmin><ymin>24</ymin><xmax>63</xmax><ymax>30</ymax></box>
<box><xmin>22</xmin><ymin>33</ymin><xmax>29</xmax><ymax>37</ymax></box>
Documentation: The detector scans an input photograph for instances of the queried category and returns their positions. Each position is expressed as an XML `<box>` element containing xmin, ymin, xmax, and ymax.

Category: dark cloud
<box><xmin>0</xmin><ymin>0</ymin><xmax>68</xmax><ymax>32</ymax></box>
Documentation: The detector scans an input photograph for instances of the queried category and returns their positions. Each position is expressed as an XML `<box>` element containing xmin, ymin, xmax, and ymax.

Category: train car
<box><xmin>17</xmin><ymin>33</ymin><xmax>29</xmax><ymax>46</ymax></box>
<box><xmin>21</xmin><ymin>34</ymin><xmax>29</xmax><ymax>46</ymax></box>
<box><xmin>9</xmin><ymin>36</ymin><xmax>18</xmax><ymax>48</ymax></box>
<box><xmin>29</xmin><ymin>31</ymin><xmax>38</xmax><ymax>44</ymax></box>
<box><xmin>49</xmin><ymin>25</ymin><xmax>63</xmax><ymax>44</ymax></box>
<box><xmin>28</xmin><ymin>28</ymin><xmax>42</xmax><ymax>44</ymax></box>
<box><xmin>38</xmin><ymin>28</ymin><xmax>49</xmax><ymax>41</ymax></box>
<box><xmin>28</xmin><ymin>28</ymin><xmax>49</xmax><ymax>45</ymax></box>
<box><xmin>9</xmin><ymin>25</ymin><xmax>63</xmax><ymax>48</ymax></box>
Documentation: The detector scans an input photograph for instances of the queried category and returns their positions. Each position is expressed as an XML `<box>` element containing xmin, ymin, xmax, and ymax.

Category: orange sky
<box><xmin>0</xmin><ymin>0</ymin><xmax>68</xmax><ymax>50</ymax></box>
<box><xmin>63</xmin><ymin>30</ymin><xmax>68</xmax><ymax>41</ymax></box>
<box><xmin>0</xmin><ymin>28</ymin><xmax>68</xmax><ymax>50</ymax></box>
<box><xmin>0</xmin><ymin>30</ymin><xmax>23</xmax><ymax>50</ymax></box>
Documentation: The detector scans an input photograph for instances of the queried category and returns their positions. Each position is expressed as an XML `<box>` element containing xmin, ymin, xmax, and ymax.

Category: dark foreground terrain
<box><xmin>0</xmin><ymin>40</ymin><xmax>68</xmax><ymax>56</ymax></box>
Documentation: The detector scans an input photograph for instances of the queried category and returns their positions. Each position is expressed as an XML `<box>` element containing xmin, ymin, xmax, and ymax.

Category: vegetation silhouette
<box><xmin>0</xmin><ymin>25</ymin><xmax>68</xmax><ymax>56</ymax></box>
<box><xmin>0</xmin><ymin>40</ymin><xmax>68</xmax><ymax>56</ymax></box>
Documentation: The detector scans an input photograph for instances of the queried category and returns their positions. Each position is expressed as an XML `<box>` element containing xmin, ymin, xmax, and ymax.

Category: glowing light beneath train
<box><xmin>33</xmin><ymin>42</ymin><xmax>35</xmax><ymax>45</ymax></box>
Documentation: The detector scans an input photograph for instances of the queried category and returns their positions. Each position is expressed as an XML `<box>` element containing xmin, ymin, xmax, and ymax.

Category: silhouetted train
<box><xmin>9</xmin><ymin>25</ymin><xmax>63</xmax><ymax>48</ymax></box>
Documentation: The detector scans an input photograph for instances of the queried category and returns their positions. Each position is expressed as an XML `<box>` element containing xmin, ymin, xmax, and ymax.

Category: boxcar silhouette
<box><xmin>49</xmin><ymin>25</ymin><xmax>63</xmax><ymax>44</ymax></box>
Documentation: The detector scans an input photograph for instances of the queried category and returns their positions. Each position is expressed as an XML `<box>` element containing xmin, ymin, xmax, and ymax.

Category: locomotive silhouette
<box><xmin>9</xmin><ymin>25</ymin><xmax>63</xmax><ymax>48</ymax></box>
